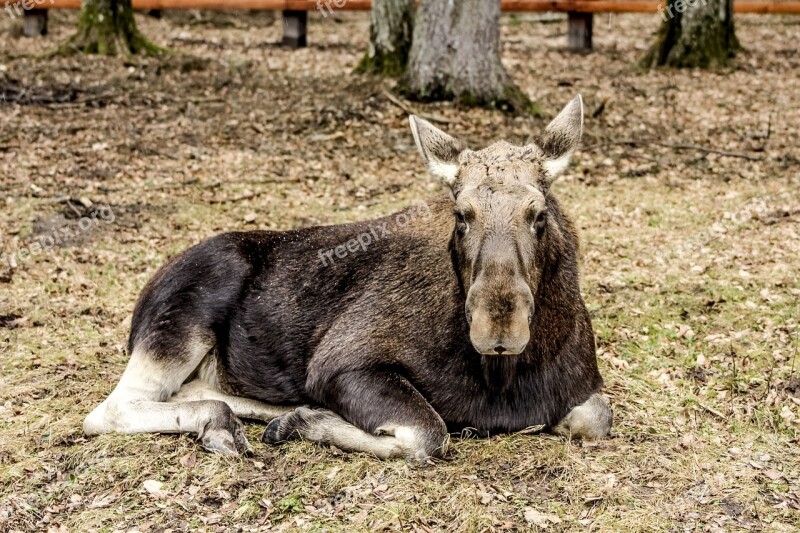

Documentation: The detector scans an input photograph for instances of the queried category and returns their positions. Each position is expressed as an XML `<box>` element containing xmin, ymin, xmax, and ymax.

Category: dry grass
<box><xmin>1</xmin><ymin>9</ymin><xmax>799</xmax><ymax>532</ymax></box>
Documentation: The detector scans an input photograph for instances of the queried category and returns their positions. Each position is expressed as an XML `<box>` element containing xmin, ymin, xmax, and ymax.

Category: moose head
<box><xmin>409</xmin><ymin>96</ymin><xmax>584</xmax><ymax>356</ymax></box>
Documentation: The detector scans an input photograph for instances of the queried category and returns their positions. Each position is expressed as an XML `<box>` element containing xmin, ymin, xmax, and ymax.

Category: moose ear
<box><xmin>409</xmin><ymin>115</ymin><xmax>465</xmax><ymax>187</ymax></box>
<box><xmin>540</xmin><ymin>95</ymin><xmax>584</xmax><ymax>179</ymax></box>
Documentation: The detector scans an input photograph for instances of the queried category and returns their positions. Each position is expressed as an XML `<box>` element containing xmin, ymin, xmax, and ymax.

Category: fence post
<box><xmin>282</xmin><ymin>10</ymin><xmax>308</xmax><ymax>48</ymax></box>
<box><xmin>567</xmin><ymin>12</ymin><xmax>593</xmax><ymax>52</ymax></box>
<box><xmin>23</xmin><ymin>8</ymin><xmax>48</xmax><ymax>37</ymax></box>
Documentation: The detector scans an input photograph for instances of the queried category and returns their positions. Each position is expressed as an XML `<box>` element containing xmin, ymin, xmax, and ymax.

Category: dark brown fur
<box><xmin>129</xmin><ymin>195</ymin><xmax>602</xmax><ymax>441</ymax></box>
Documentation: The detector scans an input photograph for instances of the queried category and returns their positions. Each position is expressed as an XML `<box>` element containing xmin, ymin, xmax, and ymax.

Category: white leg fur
<box><xmin>168</xmin><ymin>380</ymin><xmax>292</xmax><ymax>421</ymax></box>
<box><xmin>84</xmin><ymin>347</ymin><xmax>195</xmax><ymax>435</ymax></box>
<box><xmin>313</xmin><ymin>418</ymin><xmax>430</xmax><ymax>459</ymax></box>
<box><xmin>264</xmin><ymin>407</ymin><xmax>449</xmax><ymax>460</ymax></box>
<box><xmin>553</xmin><ymin>393</ymin><xmax>612</xmax><ymax>440</ymax></box>
<box><xmin>83</xmin><ymin>344</ymin><xmax>253</xmax><ymax>455</ymax></box>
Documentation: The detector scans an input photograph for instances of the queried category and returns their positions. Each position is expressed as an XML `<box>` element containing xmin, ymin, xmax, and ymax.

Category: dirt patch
<box><xmin>0</xmin><ymin>313</ymin><xmax>24</xmax><ymax>328</ymax></box>
<box><xmin>28</xmin><ymin>201</ymin><xmax>158</xmax><ymax>249</ymax></box>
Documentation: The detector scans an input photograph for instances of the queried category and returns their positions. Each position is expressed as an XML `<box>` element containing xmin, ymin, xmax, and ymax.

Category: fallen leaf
<box><xmin>142</xmin><ymin>479</ymin><xmax>168</xmax><ymax>498</ymax></box>
<box><xmin>88</xmin><ymin>492</ymin><xmax>117</xmax><ymax>509</ymax></box>
<box><xmin>203</xmin><ymin>513</ymin><xmax>222</xmax><ymax>525</ymax></box>
<box><xmin>524</xmin><ymin>507</ymin><xmax>562</xmax><ymax>529</ymax></box>
<box><xmin>179</xmin><ymin>452</ymin><xmax>197</xmax><ymax>468</ymax></box>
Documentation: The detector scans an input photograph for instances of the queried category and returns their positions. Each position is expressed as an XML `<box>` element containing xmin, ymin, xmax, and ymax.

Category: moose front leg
<box><xmin>552</xmin><ymin>393</ymin><xmax>612</xmax><ymax>440</ymax></box>
<box><xmin>263</xmin><ymin>369</ymin><xmax>449</xmax><ymax>460</ymax></box>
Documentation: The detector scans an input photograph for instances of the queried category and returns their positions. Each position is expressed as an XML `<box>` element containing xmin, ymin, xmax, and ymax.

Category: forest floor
<box><xmin>1</xmin><ymin>8</ymin><xmax>799</xmax><ymax>533</ymax></box>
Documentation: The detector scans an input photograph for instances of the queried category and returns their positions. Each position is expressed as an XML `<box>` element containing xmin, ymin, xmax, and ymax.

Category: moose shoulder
<box><xmin>83</xmin><ymin>96</ymin><xmax>612</xmax><ymax>460</ymax></box>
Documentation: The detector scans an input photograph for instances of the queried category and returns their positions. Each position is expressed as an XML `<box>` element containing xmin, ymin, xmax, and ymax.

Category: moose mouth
<box><xmin>467</xmin><ymin>307</ymin><xmax>532</xmax><ymax>357</ymax></box>
<box><xmin>470</xmin><ymin>335</ymin><xmax>530</xmax><ymax>357</ymax></box>
<box><xmin>476</xmin><ymin>346</ymin><xmax>526</xmax><ymax>357</ymax></box>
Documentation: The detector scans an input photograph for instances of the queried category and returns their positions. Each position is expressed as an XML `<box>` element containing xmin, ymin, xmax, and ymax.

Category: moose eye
<box><xmin>532</xmin><ymin>211</ymin><xmax>547</xmax><ymax>234</ymax></box>
<box><xmin>454</xmin><ymin>212</ymin><xmax>469</xmax><ymax>234</ymax></box>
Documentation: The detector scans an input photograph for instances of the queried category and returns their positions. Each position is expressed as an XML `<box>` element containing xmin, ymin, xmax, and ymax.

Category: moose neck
<box><xmin>480</xmin><ymin>352</ymin><xmax>522</xmax><ymax>391</ymax></box>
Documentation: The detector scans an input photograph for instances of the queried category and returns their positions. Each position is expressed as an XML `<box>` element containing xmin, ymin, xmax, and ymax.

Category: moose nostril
<box><xmin>494</xmin><ymin>345</ymin><xmax>506</xmax><ymax>355</ymax></box>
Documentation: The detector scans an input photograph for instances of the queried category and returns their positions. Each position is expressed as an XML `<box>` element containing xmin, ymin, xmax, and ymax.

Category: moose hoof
<box><xmin>262</xmin><ymin>406</ymin><xmax>337</xmax><ymax>444</ymax></box>
<box><xmin>553</xmin><ymin>393</ymin><xmax>612</xmax><ymax>441</ymax></box>
<box><xmin>405</xmin><ymin>452</ymin><xmax>436</xmax><ymax>468</ymax></box>
<box><xmin>262</xmin><ymin>412</ymin><xmax>298</xmax><ymax>444</ymax></box>
<box><xmin>199</xmin><ymin>406</ymin><xmax>253</xmax><ymax>456</ymax></box>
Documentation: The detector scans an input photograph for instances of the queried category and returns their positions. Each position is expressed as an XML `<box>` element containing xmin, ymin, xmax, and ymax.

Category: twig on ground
<box><xmin>39</xmin><ymin>93</ymin><xmax>120</xmax><ymax>107</ymax></box>
<box><xmin>185</xmin><ymin>96</ymin><xmax>227</xmax><ymax>104</ymax></box>
<box><xmin>761</xmin><ymin>345</ymin><xmax>776</xmax><ymax>401</ymax></box>
<box><xmin>147</xmin><ymin>92</ymin><xmax>226</xmax><ymax>104</ymax></box>
<box><xmin>697</xmin><ymin>403</ymin><xmax>726</xmax><ymax>419</ymax></box>
<box><xmin>515</xmin><ymin>424</ymin><xmax>546</xmax><ymax>435</ymax></box>
<box><xmin>381</xmin><ymin>90</ymin><xmax>453</xmax><ymax>124</ymax></box>
<box><xmin>98</xmin><ymin>179</ymin><xmax>201</xmax><ymax>194</ymax></box>
<box><xmin>207</xmin><ymin>178</ymin><xmax>304</xmax><ymax>204</ymax></box>
<box><xmin>209</xmin><ymin>191</ymin><xmax>264</xmax><ymax>204</ymax></box>
<box><xmin>583</xmin><ymin>139</ymin><xmax>763</xmax><ymax>161</ymax></box>
<box><xmin>791</xmin><ymin>322</ymin><xmax>798</xmax><ymax>379</ymax></box>
<box><xmin>147</xmin><ymin>178</ymin><xmax>200</xmax><ymax>191</ymax></box>
<box><xmin>136</xmin><ymin>146</ymin><xmax>181</xmax><ymax>161</ymax></box>
<box><xmin>64</xmin><ymin>200</ymin><xmax>83</xmax><ymax>218</ymax></box>
<box><xmin>41</xmin><ymin>196</ymin><xmax>73</xmax><ymax>205</ymax></box>
<box><xmin>623</xmin><ymin>152</ymin><xmax>661</xmax><ymax>164</ymax></box>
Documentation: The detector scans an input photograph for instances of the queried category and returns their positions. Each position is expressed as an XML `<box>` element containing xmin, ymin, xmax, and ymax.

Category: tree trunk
<box><xmin>355</xmin><ymin>0</ymin><xmax>414</xmax><ymax>77</ymax></box>
<box><xmin>642</xmin><ymin>0</ymin><xmax>738</xmax><ymax>68</ymax></box>
<box><xmin>61</xmin><ymin>0</ymin><xmax>162</xmax><ymax>55</ymax></box>
<box><xmin>401</xmin><ymin>0</ymin><xmax>537</xmax><ymax>114</ymax></box>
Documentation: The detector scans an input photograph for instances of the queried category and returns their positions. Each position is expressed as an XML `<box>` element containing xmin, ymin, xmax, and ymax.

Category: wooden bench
<box><xmin>17</xmin><ymin>0</ymin><xmax>800</xmax><ymax>51</ymax></box>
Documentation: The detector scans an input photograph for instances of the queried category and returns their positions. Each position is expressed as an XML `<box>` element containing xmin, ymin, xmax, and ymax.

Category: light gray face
<box><xmin>410</xmin><ymin>96</ymin><xmax>584</xmax><ymax>355</ymax></box>
<box><xmin>454</xmin><ymin>150</ymin><xmax>546</xmax><ymax>355</ymax></box>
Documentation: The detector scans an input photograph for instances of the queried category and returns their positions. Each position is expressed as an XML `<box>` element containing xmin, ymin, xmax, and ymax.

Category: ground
<box><xmin>1</xmin><ymin>8</ymin><xmax>799</xmax><ymax>533</ymax></box>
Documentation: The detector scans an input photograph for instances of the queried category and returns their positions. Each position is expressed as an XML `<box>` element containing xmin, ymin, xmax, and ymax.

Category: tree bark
<box><xmin>401</xmin><ymin>0</ymin><xmax>536</xmax><ymax>114</ymax></box>
<box><xmin>356</xmin><ymin>0</ymin><xmax>414</xmax><ymax>77</ymax></box>
<box><xmin>642</xmin><ymin>0</ymin><xmax>739</xmax><ymax>68</ymax></box>
<box><xmin>61</xmin><ymin>0</ymin><xmax>162</xmax><ymax>55</ymax></box>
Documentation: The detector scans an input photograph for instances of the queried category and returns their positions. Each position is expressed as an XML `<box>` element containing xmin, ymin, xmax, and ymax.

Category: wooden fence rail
<box><xmin>15</xmin><ymin>0</ymin><xmax>800</xmax><ymax>51</ymax></box>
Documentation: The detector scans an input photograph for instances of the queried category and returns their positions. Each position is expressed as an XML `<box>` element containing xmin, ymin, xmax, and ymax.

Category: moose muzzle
<box><xmin>466</xmin><ymin>265</ymin><xmax>534</xmax><ymax>356</ymax></box>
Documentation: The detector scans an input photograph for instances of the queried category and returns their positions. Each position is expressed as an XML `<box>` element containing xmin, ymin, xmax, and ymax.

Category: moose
<box><xmin>84</xmin><ymin>96</ymin><xmax>612</xmax><ymax>459</ymax></box>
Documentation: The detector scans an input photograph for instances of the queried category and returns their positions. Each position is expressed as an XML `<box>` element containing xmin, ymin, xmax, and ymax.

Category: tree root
<box><xmin>57</xmin><ymin>1</ymin><xmax>166</xmax><ymax>57</ymax></box>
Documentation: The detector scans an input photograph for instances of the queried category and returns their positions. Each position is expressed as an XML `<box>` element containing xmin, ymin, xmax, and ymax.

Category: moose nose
<box><xmin>493</xmin><ymin>345</ymin><xmax>507</xmax><ymax>355</ymax></box>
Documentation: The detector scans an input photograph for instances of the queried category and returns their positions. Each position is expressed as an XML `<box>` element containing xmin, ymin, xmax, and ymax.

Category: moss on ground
<box><xmin>59</xmin><ymin>0</ymin><xmax>164</xmax><ymax>56</ymax></box>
